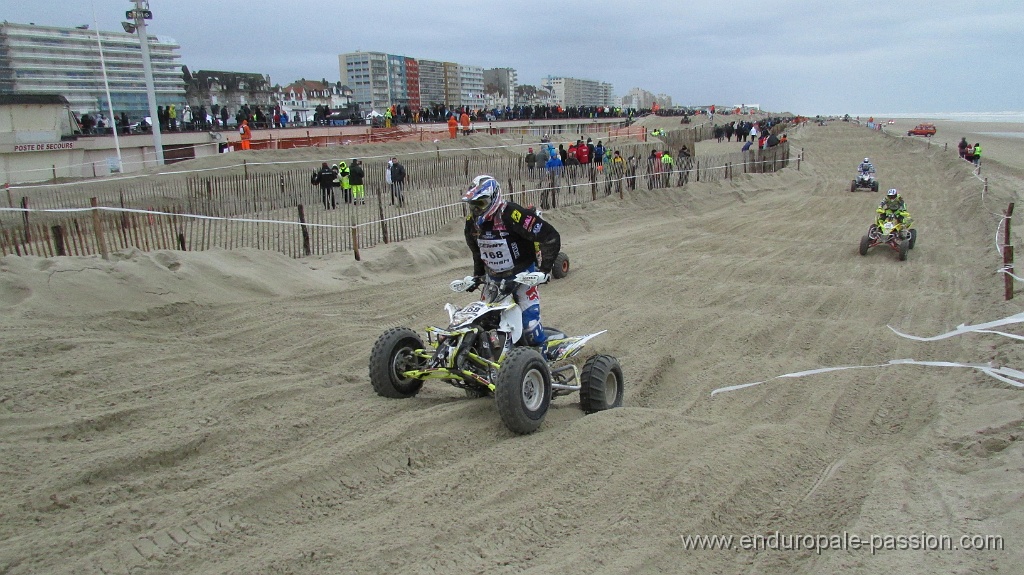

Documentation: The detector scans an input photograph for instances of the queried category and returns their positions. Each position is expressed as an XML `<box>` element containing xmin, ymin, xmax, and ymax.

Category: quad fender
<box><xmin>444</xmin><ymin>302</ymin><xmax>459</xmax><ymax>323</ymax></box>
<box><xmin>546</xmin><ymin>330</ymin><xmax>608</xmax><ymax>361</ymax></box>
<box><xmin>500</xmin><ymin>305</ymin><xmax>524</xmax><ymax>345</ymax></box>
<box><xmin>447</xmin><ymin>298</ymin><xmax>517</xmax><ymax>327</ymax></box>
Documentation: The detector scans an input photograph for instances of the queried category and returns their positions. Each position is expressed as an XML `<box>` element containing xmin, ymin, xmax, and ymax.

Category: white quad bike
<box><xmin>850</xmin><ymin>169</ymin><xmax>879</xmax><ymax>192</ymax></box>
<box><xmin>368</xmin><ymin>271</ymin><xmax>623</xmax><ymax>434</ymax></box>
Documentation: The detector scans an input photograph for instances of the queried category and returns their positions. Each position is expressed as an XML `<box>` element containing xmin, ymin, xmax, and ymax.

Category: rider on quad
<box><xmin>859</xmin><ymin>157</ymin><xmax>876</xmax><ymax>176</ymax></box>
<box><xmin>462</xmin><ymin>175</ymin><xmax>561</xmax><ymax>355</ymax></box>
<box><xmin>877</xmin><ymin>188</ymin><xmax>910</xmax><ymax>226</ymax></box>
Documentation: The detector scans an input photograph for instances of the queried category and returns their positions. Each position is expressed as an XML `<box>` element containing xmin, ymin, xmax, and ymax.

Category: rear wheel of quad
<box><xmin>908</xmin><ymin>228</ymin><xmax>917</xmax><ymax>249</ymax></box>
<box><xmin>369</xmin><ymin>327</ymin><xmax>425</xmax><ymax>398</ymax></box>
<box><xmin>872</xmin><ymin>181</ymin><xmax>879</xmax><ymax>192</ymax></box>
<box><xmin>849</xmin><ymin>180</ymin><xmax>856</xmax><ymax>193</ymax></box>
<box><xmin>859</xmin><ymin>235</ymin><xmax>871</xmax><ymax>256</ymax></box>
<box><xmin>552</xmin><ymin>252</ymin><xmax>570</xmax><ymax>279</ymax></box>
<box><xmin>899</xmin><ymin>239</ymin><xmax>909</xmax><ymax>261</ymax></box>
<box><xmin>579</xmin><ymin>355</ymin><xmax>624</xmax><ymax>414</ymax></box>
<box><xmin>494</xmin><ymin>348</ymin><xmax>551</xmax><ymax>434</ymax></box>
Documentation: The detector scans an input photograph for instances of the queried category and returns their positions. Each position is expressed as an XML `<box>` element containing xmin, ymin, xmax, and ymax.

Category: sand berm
<box><xmin>1</xmin><ymin>118</ymin><xmax>1022</xmax><ymax>574</ymax></box>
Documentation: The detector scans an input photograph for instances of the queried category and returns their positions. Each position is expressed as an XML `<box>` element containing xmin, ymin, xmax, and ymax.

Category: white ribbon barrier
<box><xmin>0</xmin><ymin>202</ymin><xmax>460</xmax><ymax>231</ymax></box>
<box><xmin>998</xmin><ymin>266</ymin><xmax>1024</xmax><ymax>283</ymax></box>
<box><xmin>0</xmin><ymin>205</ymin><xmax>343</xmax><ymax>229</ymax></box>
<box><xmin>887</xmin><ymin>312</ymin><xmax>1024</xmax><ymax>342</ymax></box>
<box><xmin>712</xmin><ymin>312</ymin><xmax>1024</xmax><ymax>396</ymax></box>
<box><xmin>711</xmin><ymin>358</ymin><xmax>1024</xmax><ymax>396</ymax></box>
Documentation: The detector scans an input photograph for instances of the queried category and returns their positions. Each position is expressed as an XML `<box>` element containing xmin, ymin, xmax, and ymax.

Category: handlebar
<box><xmin>450</xmin><ymin>272</ymin><xmax>549</xmax><ymax>293</ymax></box>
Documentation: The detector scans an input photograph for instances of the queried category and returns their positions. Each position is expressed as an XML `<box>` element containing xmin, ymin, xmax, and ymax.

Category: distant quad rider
<box><xmin>877</xmin><ymin>188</ymin><xmax>910</xmax><ymax>225</ymax></box>
<box><xmin>462</xmin><ymin>175</ymin><xmax>561</xmax><ymax>354</ymax></box>
<box><xmin>859</xmin><ymin>157</ymin><xmax>875</xmax><ymax>175</ymax></box>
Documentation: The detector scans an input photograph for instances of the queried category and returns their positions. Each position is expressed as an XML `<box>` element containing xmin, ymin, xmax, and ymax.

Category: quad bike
<box><xmin>859</xmin><ymin>215</ymin><xmax>917</xmax><ymax>261</ymax></box>
<box><xmin>368</xmin><ymin>272</ymin><xmax>623</xmax><ymax>434</ymax></box>
<box><xmin>850</xmin><ymin>170</ymin><xmax>879</xmax><ymax>193</ymax></box>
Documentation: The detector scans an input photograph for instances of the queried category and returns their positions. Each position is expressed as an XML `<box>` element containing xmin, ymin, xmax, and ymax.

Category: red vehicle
<box><xmin>907</xmin><ymin>123</ymin><xmax>936</xmax><ymax>137</ymax></box>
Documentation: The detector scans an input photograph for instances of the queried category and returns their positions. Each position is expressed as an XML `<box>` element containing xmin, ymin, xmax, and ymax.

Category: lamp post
<box><xmin>93</xmin><ymin>8</ymin><xmax>122</xmax><ymax>172</ymax></box>
<box><xmin>124</xmin><ymin>0</ymin><xmax>163</xmax><ymax>165</ymax></box>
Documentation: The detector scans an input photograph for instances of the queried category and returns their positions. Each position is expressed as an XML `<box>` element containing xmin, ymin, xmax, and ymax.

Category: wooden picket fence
<box><xmin>1</xmin><ymin>131</ymin><xmax>792</xmax><ymax>260</ymax></box>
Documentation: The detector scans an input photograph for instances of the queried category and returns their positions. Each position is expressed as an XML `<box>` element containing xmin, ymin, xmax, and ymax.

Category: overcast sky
<box><xmin>4</xmin><ymin>0</ymin><xmax>1021</xmax><ymax>116</ymax></box>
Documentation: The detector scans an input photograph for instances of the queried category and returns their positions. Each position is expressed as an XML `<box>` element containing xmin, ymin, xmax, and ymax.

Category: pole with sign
<box><xmin>127</xmin><ymin>1</ymin><xmax>164</xmax><ymax>165</ymax></box>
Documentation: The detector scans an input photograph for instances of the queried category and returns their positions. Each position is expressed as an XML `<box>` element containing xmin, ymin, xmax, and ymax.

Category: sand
<box><xmin>1</xmin><ymin>118</ymin><xmax>1022</xmax><ymax>574</ymax></box>
<box><xmin>878</xmin><ymin>117</ymin><xmax>1024</xmax><ymax>172</ymax></box>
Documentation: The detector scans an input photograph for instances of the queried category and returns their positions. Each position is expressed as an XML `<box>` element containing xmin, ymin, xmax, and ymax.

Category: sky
<box><xmin>3</xmin><ymin>0</ymin><xmax>1022</xmax><ymax>116</ymax></box>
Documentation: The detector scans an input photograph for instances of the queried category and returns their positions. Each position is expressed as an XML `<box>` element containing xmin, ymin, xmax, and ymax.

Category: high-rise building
<box><xmin>483</xmin><ymin>68</ymin><xmax>518</xmax><ymax>107</ymax></box>
<box><xmin>443</xmin><ymin>62</ymin><xmax>461</xmax><ymax>109</ymax></box>
<box><xmin>459</xmin><ymin>65</ymin><xmax>484</xmax><ymax>111</ymax></box>
<box><xmin>622</xmin><ymin>87</ymin><xmax>657</xmax><ymax>110</ymax></box>
<box><xmin>541</xmin><ymin>76</ymin><xmax>613</xmax><ymax>108</ymax></box>
<box><xmin>340</xmin><ymin>52</ymin><xmax>387</xmax><ymax>113</ymax></box>
<box><xmin>0</xmin><ymin>22</ymin><xmax>184</xmax><ymax>121</ymax></box>
<box><xmin>404</xmin><ymin>57</ymin><xmax>420</xmax><ymax>112</ymax></box>
<box><xmin>417</xmin><ymin>59</ymin><xmax>447</xmax><ymax>109</ymax></box>
<box><xmin>385</xmin><ymin>53</ymin><xmax>410</xmax><ymax>110</ymax></box>
<box><xmin>340</xmin><ymin>51</ymin><xmax>509</xmax><ymax>113</ymax></box>
<box><xmin>340</xmin><ymin>51</ymin><xmax>419</xmax><ymax>114</ymax></box>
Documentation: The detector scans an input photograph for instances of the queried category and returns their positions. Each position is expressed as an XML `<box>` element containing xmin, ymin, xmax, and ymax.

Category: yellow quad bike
<box><xmin>368</xmin><ymin>273</ymin><xmax>623</xmax><ymax>434</ymax></box>
<box><xmin>859</xmin><ymin>214</ymin><xmax>917</xmax><ymax>261</ymax></box>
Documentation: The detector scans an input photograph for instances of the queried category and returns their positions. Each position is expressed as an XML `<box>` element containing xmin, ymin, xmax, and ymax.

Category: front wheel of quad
<box><xmin>369</xmin><ymin>327</ymin><xmax>425</xmax><ymax>398</ymax></box>
<box><xmin>580</xmin><ymin>354</ymin><xmax>624</xmax><ymax>414</ymax></box>
<box><xmin>859</xmin><ymin>235</ymin><xmax>871</xmax><ymax>256</ymax></box>
<box><xmin>494</xmin><ymin>348</ymin><xmax>551</xmax><ymax>434</ymax></box>
<box><xmin>849</xmin><ymin>180</ymin><xmax>856</xmax><ymax>193</ymax></box>
<box><xmin>872</xmin><ymin>181</ymin><xmax>879</xmax><ymax>192</ymax></box>
<box><xmin>551</xmin><ymin>252</ymin><xmax>570</xmax><ymax>279</ymax></box>
<box><xmin>899</xmin><ymin>239</ymin><xmax>909</xmax><ymax>261</ymax></box>
<box><xmin>908</xmin><ymin>228</ymin><xmax>917</xmax><ymax>249</ymax></box>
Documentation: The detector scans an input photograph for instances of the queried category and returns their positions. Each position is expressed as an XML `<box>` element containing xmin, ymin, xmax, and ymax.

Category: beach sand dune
<box><xmin>1</xmin><ymin>121</ymin><xmax>1021</xmax><ymax>574</ymax></box>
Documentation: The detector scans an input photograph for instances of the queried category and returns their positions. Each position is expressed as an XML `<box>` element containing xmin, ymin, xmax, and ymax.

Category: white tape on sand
<box><xmin>713</xmin><ymin>312</ymin><xmax>1024</xmax><ymax>396</ymax></box>
<box><xmin>711</xmin><ymin>358</ymin><xmax>1023</xmax><ymax>396</ymax></box>
<box><xmin>887</xmin><ymin>312</ymin><xmax>1024</xmax><ymax>342</ymax></box>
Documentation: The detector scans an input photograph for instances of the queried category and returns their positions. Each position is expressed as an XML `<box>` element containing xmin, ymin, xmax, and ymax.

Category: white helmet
<box><xmin>863</xmin><ymin>157</ymin><xmax>870</xmax><ymax>163</ymax></box>
<box><xmin>462</xmin><ymin>176</ymin><xmax>504</xmax><ymax>224</ymax></box>
<box><xmin>470</xmin><ymin>174</ymin><xmax>495</xmax><ymax>188</ymax></box>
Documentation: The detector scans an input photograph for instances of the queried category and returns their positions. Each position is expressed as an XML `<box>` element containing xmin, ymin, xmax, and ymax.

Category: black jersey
<box><xmin>464</xmin><ymin>201</ymin><xmax>561</xmax><ymax>278</ymax></box>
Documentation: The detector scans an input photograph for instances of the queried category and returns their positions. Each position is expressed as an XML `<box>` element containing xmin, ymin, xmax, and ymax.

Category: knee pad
<box><xmin>521</xmin><ymin>301</ymin><xmax>545</xmax><ymax>345</ymax></box>
<box><xmin>524</xmin><ymin>322</ymin><xmax>546</xmax><ymax>346</ymax></box>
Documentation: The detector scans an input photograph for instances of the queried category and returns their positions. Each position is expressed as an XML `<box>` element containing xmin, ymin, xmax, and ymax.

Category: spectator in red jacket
<box><xmin>574</xmin><ymin>139</ymin><xmax>590</xmax><ymax>164</ymax></box>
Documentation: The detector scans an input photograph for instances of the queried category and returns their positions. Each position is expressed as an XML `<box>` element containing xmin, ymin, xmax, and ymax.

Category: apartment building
<box><xmin>458</xmin><ymin>65</ymin><xmax>485</xmax><ymax>111</ymax></box>
<box><xmin>541</xmin><ymin>76</ymin><xmax>614</xmax><ymax>108</ymax></box>
<box><xmin>417</xmin><ymin>59</ymin><xmax>447</xmax><ymax>109</ymax></box>
<box><xmin>483</xmin><ymin>67</ymin><xmax>518</xmax><ymax>107</ymax></box>
<box><xmin>0</xmin><ymin>22</ymin><xmax>184</xmax><ymax>121</ymax></box>
<box><xmin>340</xmin><ymin>51</ymin><xmax>503</xmax><ymax>113</ymax></box>
<box><xmin>340</xmin><ymin>52</ymin><xmax>387</xmax><ymax>113</ymax></box>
